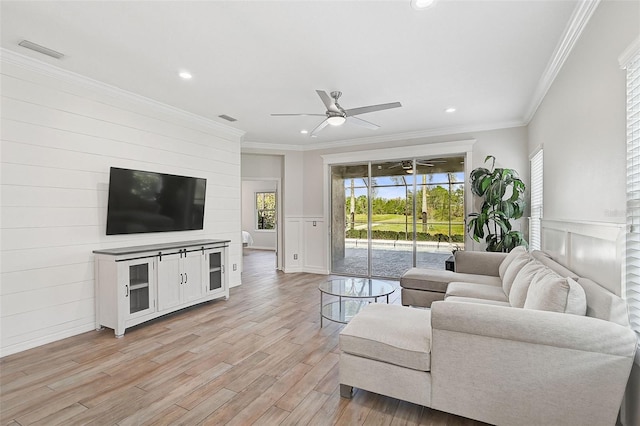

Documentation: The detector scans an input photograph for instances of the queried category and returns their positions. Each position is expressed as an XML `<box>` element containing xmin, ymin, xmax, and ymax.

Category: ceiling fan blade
<box><xmin>347</xmin><ymin>116</ymin><xmax>379</xmax><ymax>130</ymax></box>
<box><xmin>345</xmin><ymin>102</ymin><xmax>402</xmax><ymax>117</ymax></box>
<box><xmin>316</xmin><ymin>90</ymin><xmax>340</xmax><ymax>112</ymax></box>
<box><xmin>271</xmin><ymin>113</ymin><xmax>326</xmax><ymax>117</ymax></box>
<box><xmin>310</xmin><ymin>118</ymin><xmax>330</xmax><ymax>136</ymax></box>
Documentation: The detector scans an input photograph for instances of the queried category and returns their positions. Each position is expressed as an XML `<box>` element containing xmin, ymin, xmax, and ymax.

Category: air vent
<box><xmin>218</xmin><ymin>114</ymin><xmax>237</xmax><ymax>122</ymax></box>
<box><xmin>18</xmin><ymin>40</ymin><xmax>64</xmax><ymax>59</ymax></box>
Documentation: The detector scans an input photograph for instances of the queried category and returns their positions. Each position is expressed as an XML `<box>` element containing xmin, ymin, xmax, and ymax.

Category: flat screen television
<box><xmin>106</xmin><ymin>167</ymin><xmax>206</xmax><ymax>235</ymax></box>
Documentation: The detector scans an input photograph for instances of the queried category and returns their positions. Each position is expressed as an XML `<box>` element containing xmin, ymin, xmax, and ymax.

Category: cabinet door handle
<box><xmin>180</xmin><ymin>273</ymin><xmax>183</xmax><ymax>284</ymax></box>
<box><xmin>185</xmin><ymin>273</ymin><xmax>188</xmax><ymax>283</ymax></box>
<box><xmin>125</xmin><ymin>285</ymin><xmax>129</xmax><ymax>297</ymax></box>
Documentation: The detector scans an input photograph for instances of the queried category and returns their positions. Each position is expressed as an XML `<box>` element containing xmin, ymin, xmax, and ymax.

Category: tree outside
<box><xmin>345</xmin><ymin>173</ymin><xmax>464</xmax><ymax>243</ymax></box>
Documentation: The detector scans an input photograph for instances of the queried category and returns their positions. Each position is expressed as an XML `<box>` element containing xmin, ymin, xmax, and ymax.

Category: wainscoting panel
<box><xmin>541</xmin><ymin>219</ymin><xmax>625</xmax><ymax>296</ymax></box>
<box><xmin>541</xmin><ymin>226</ymin><xmax>568</xmax><ymax>265</ymax></box>
<box><xmin>303</xmin><ymin>217</ymin><xmax>327</xmax><ymax>274</ymax></box>
<box><xmin>283</xmin><ymin>217</ymin><xmax>302</xmax><ymax>273</ymax></box>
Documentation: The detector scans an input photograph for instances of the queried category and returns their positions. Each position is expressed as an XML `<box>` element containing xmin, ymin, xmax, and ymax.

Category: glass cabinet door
<box><xmin>208</xmin><ymin>250</ymin><xmax>223</xmax><ymax>292</ymax></box>
<box><xmin>127</xmin><ymin>262</ymin><xmax>152</xmax><ymax>315</ymax></box>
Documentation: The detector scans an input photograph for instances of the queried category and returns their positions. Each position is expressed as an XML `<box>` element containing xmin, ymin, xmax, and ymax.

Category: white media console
<box><xmin>93</xmin><ymin>239</ymin><xmax>229</xmax><ymax>337</ymax></box>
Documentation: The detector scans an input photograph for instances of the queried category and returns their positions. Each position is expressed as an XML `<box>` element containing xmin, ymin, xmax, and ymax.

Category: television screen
<box><xmin>106</xmin><ymin>167</ymin><xmax>206</xmax><ymax>235</ymax></box>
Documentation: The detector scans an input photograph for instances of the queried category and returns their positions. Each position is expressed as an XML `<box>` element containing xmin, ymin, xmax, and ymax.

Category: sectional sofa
<box><xmin>338</xmin><ymin>248</ymin><xmax>638</xmax><ymax>425</ymax></box>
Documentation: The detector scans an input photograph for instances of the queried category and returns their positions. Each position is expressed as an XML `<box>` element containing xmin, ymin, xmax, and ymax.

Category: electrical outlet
<box><xmin>293</xmin><ymin>254</ymin><xmax>298</xmax><ymax>260</ymax></box>
<box><xmin>232</xmin><ymin>263</ymin><xmax>237</xmax><ymax>271</ymax></box>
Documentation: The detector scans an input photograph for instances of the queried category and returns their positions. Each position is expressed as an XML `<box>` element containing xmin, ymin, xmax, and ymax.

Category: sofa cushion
<box><xmin>444</xmin><ymin>296</ymin><xmax>511</xmax><ymax>307</ymax></box>
<box><xmin>400</xmin><ymin>268</ymin><xmax>500</xmax><ymax>293</ymax></box>
<box><xmin>340</xmin><ymin>303</ymin><xmax>431</xmax><ymax>372</ymax></box>
<box><xmin>498</xmin><ymin>245</ymin><xmax>528</xmax><ymax>280</ymax></box>
<box><xmin>531</xmin><ymin>251</ymin><xmax>579</xmax><ymax>280</ymax></box>
<box><xmin>501</xmin><ymin>251</ymin><xmax>532</xmax><ymax>296</ymax></box>
<box><xmin>445</xmin><ymin>282</ymin><xmax>508</xmax><ymax>302</ymax></box>
<box><xmin>508</xmin><ymin>261</ymin><xmax>548</xmax><ymax>308</ymax></box>
<box><xmin>524</xmin><ymin>274</ymin><xmax>587</xmax><ymax>315</ymax></box>
<box><xmin>454</xmin><ymin>250</ymin><xmax>506</xmax><ymax>276</ymax></box>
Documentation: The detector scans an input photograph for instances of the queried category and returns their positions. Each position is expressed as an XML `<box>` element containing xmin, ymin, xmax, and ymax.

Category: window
<box><xmin>529</xmin><ymin>148</ymin><xmax>543</xmax><ymax>251</ymax></box>
<box><xmin>255</xmin><ymin>192</ymin><xmax>276</xmax><ymax>230</ymax></box>
<box><xmin>624</xmin><ymin>48</ymin><xmax>640</xmax><ymax>337</ymax></box>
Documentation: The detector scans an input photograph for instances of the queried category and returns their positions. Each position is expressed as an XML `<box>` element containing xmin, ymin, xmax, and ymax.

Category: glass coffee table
<box><xmin>319</xmin><ymin>278</ymin><xmax>396</xmax><ymax>327</ymax></box>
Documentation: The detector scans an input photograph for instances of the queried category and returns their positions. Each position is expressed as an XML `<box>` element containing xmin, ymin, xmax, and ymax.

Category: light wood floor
<box><xmin>0</xmin><ymin>249</ymin><xmax>488</xmax><ymax>425</ymax></box>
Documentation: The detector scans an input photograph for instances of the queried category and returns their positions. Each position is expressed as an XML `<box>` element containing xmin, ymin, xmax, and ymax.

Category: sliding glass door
<box><xmin>330</xmin><ymin>157</ymin><xmax>465</xmax><ymax>279</ymax></box>
<box><xmin>370</xmin><ymin>161</ymin><xmax>413</xmax><ymax>277</ymax></box>
<box><xmin>331</xmin><ymin>164</ymin><xmax>369</xmax><ymax>276</ymax></box>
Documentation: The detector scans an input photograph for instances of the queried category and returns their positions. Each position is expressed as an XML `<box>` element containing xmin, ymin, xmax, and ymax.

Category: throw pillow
<box><xmin>501</xmin><ymin>250</ymin><xmax>531</xmax><ymax>296</ymax></box>
<box><xmin>498</xmin><ymin>245</ymin><xmax>528</xmax><ymax>280</ymax></box>
<box><xmin>508</xmin><ymin>261</ymin><xmax>547</xmax><ymax>308</ymax></box>
<box><xmin>524</xmin><ymin>275</ymin><xmax>587</xmax><ymax>315</ymax></box>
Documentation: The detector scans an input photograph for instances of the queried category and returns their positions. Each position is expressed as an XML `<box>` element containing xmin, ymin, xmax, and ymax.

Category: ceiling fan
<box><xmin>389</xmin><ymin>159</ymin><xmax>448</xmax><ymax>173</ymax></box>
<box><xmin>271</xmin><ymin>90</ymin><xmax>402</xmax><ymax>136</ymax></box>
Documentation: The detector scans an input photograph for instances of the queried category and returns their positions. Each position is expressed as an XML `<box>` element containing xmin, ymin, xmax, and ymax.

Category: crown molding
<box><xmin>0</xmin><ymin>48</ymin><xmax>245</xmax><ymax>141</ymax></box>
<box><xmin>241</xmin><ymin>141</ymin><xmax>305</xmax><ymax>152</ymax></box>
<box><xmin>241</xmin><ymin>119</ymin><xmax>523</xmax><ymax>153</ymax></box>
<box><xmin>523</xmin><ymin>0</ymin><xmax>600</xmax><ymax>124</ymax></box>
<box><xmin>321</xmin><ymin>139</ymin><xmax>476</xmax><ymax>166</ymax></box>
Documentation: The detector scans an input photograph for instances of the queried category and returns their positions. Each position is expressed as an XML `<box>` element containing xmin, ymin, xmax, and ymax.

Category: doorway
<box><xmin>330</xmin><ymin>157</ymin><xmax>465</xmax><ymax>279</ymax></box>
<box><xmin>241</xmin><ymin>178</ymin><xmax>282</xmax><ymax>271</ymax></box>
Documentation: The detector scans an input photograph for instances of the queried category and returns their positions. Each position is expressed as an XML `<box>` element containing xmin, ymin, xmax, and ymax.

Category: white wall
<box><xmin>241</xmin><ymin>180</ymin><xmax>277</xmax><ymax>249</ymax></box>
<box><xmin>241</xmin><ymin>153</ymin><xmax>283</xmax><ymax>179</ymax></box>
<box><xmin>0</xmin><ymin>50</ymin><xmax>243</xmax><ymax>356</ymax></box>
<box><xmin>526</xmin><ymin>2</ymin><xmax>639</xmax><ymax>425</ymax></box>
<box><xmin>528</xmin><ymin>1</ymin><xmax>636</xmax><ymax>224</ymax></box>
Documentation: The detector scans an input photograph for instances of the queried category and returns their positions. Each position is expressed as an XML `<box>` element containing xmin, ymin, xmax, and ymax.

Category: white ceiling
<box><xmin>1</xmin><ymin>0</ymin><xmax>581</xmax><ymax>148</ymax></box>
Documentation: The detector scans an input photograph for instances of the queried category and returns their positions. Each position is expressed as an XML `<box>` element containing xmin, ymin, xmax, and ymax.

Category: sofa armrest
<box><xmin>453</xmin><ymin>250</ymin><xmax>506</xmax><ymax>276</ymax></box>
<box><xmin>430</xmin><ymin>301</ymin><xmax>638</xmax><ymax>426</ymax></box>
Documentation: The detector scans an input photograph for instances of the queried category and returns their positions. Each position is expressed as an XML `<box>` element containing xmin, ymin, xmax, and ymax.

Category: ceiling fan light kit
<box><xmin>327</xmin><ymin>115</ymin><xmax>346</xmax><ymax>126</ymax></box>
<box><xmin>271</xmin><ymin>89</ymin><xmax>402</xmax><ymax>136</ymax></box>
<box><xmin>411</xmin><ymin>0</ymin><xmax>436</xmax><ymax>11</ymax></box>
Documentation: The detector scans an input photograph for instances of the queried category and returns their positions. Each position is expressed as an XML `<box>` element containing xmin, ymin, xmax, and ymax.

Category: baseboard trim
<box><xmin>303</xmin><ymin>267</ymin><xmax>329</xmax><ymax>275</ymax></box>
<box><xmin>1</xmin><ymin>323</ymin><xmax>95</xmax><ymax>358</ymax></box>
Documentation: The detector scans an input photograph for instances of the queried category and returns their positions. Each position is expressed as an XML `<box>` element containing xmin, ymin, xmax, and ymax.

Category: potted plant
<box><xmin>467</xmin><ymin>155</ymin><xmax>527</xmax><ymax>252</ymax></box>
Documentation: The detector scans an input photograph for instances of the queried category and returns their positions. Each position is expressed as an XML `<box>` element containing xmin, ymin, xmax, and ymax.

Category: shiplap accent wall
<box><xmin>0</xmin><ymin>50</ymin><xmax>244</xmax><ymax>357</ymax></box>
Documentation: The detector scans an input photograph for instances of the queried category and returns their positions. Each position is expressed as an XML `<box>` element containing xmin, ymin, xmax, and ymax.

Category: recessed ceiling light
<box><xmin>300</xmin><ymin>130</ymin><xmax>308</xmax><ymax>134</ymax></box>
<box><xmin>411</xmin><ymin>0</ymin><xmax>436</xmax><ymax>10</ymax></box>
<box><xmin>179</xmin><ymin>71</ymin><xmax>192</xmax><ymax>80</ymax></box>
<box><xmin>445</xmin><ymin>107</ymin><xmax>456</xmax><ymax>113</ymax></box>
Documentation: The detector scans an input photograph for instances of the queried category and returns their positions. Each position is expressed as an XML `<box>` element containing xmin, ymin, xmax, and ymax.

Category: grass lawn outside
<box><xmin>347</xmin><ymin>214</ymin><xmax>464</xmax><ymax>235</ymax></box>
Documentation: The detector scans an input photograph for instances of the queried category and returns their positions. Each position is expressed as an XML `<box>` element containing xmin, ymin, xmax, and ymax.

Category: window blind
<box><xmin>529</xmin><ymin>149</ymin><xmax>543</xmax><ymax>251</ymax></box>
<box><xmin>626</xmin><ymin>51</ymin><xmax>640</xmax><ymax>336</ymax></box>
